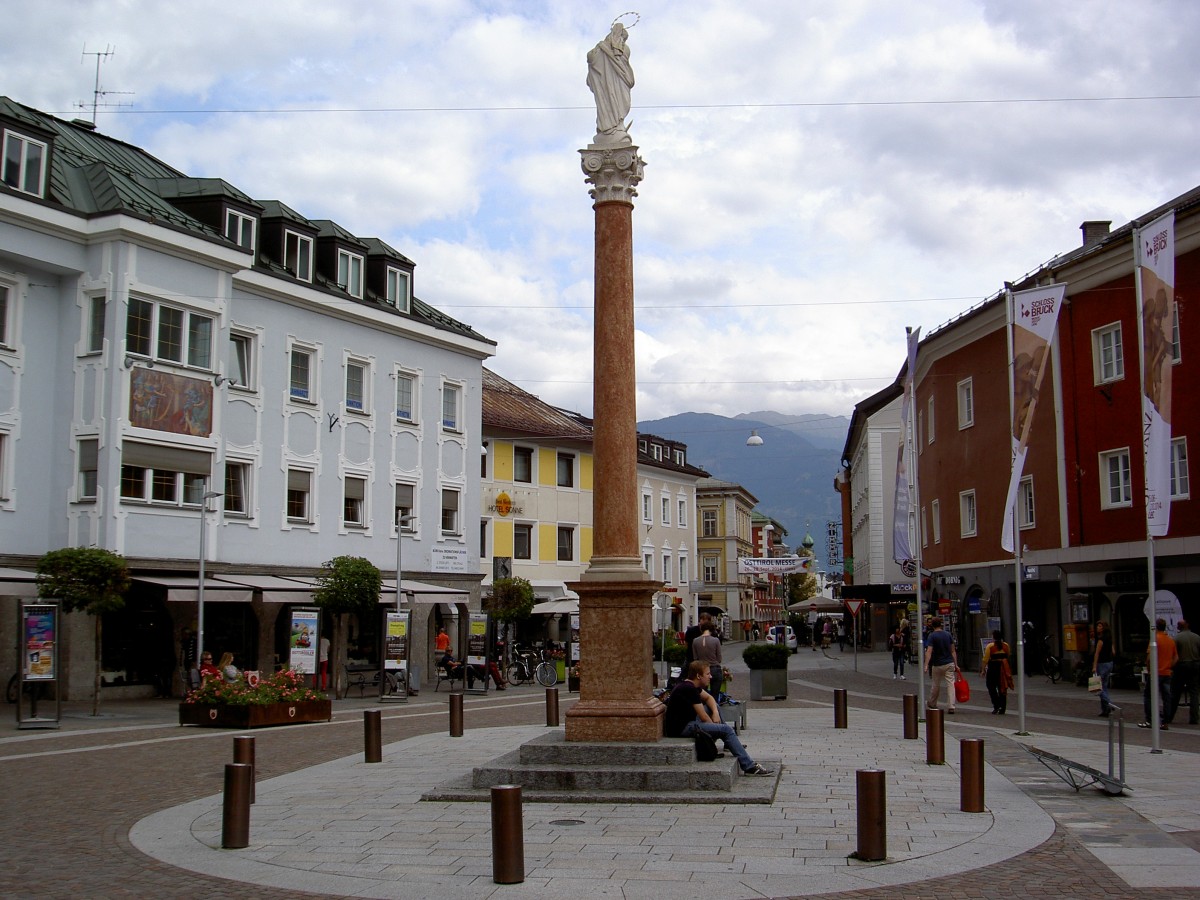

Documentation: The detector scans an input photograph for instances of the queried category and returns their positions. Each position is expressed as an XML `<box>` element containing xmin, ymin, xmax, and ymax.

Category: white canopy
<box><xmin>530</xmin><ymin>598</ymin><xmax>579</xmax><ymax>616</ymax></box>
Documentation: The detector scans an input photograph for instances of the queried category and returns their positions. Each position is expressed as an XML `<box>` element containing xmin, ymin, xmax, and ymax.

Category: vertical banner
<box><xmin>1137</xmin><ymin>211</ymin><xmax>1176</xmax><ymax>537</ymax></box>
<box><xmin>467</xmin><ymin>613</ymin><xmax>489</xmax><ymax>666</ymax></box>
<box><xmin>288</xmin><ymin>608</ymin><xmax>319</xmax><ymax>674</ymax></box>
<box><xmin>1001</xmin><ymin>283</ymin><xmax>1065</xmax><ymax>552</ymax></box>
<box><xmin>892</xmin><ymin>327</ymin><xmax>920</xmax><ymax>563</ymax></box>
<box><xmin>384</xmin><ymin>611</ymin><xmax>410</xmax><ymax>672</ymax></box>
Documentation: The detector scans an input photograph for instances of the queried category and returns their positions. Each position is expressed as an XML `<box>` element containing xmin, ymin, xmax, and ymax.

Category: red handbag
<box><xmin>954</xmin><ymin>668</ymin><xmax>970</xmax><ymax>703</ymax></box>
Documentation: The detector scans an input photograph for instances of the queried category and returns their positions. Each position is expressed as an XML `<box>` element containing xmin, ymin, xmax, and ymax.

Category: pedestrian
<box><xmin>1169</xmin><ymin>619</ymin><xmax>1199</xmax><ymax>725</ymax></box>
<box><xmin>980</xmin><ymin>630</ymin><xmax>1014</xmax><ymax>715</ymax></box>
<box><xmin>1092</xmin><ymin>620</ymin><xmax>1115</xmax><ymax>717</ymax></box>
<box><xmin>692</xmin><ymin>623</ymin><xmax>724</xmax><ymax>698</ymax></box>
<box><xmin>822</xmin><ymin>618</ymin><xmax>833</xmax><ymax>649</ymax></box>
<box><xmin>197</xmin><ymin>651</ymin><xmax>220</xmax><ymax>683</ymax></box>
<box><xmin>435</xmin><ymin>626</ymin><xmax>451</xmax><ymax>658</ymax></box>
<box><xmin>888</xmin><ymin>625</ymin><xmax>907</xmax><ymax>679</ymax></box>
<box><xmin>318</xmin><ymin>634</ymin><xmax>330</xmax><ymax>691</ymax></box>
<box><xmin>683</xmin><ymin>611</ymin><xmax>714</xmax><ymax>668</ymax></box>
<box><xmin>924</xmin><ymin>617</ymin><xmax>958</xmax><ymax>714</ymax></box>
<box><xmin>663</xmin><ymin>661</ymin><xmax>773</xmax><ymax>776</ymax></box>
<box><xmin>837</xmin><ymin>620</ymin><xmax>847</xmax><ymax>652</ymax></box>
<box><xmin>218</xmin><ymin>652</ymin><xmax>240</xmax><ymax>683</ymax></box>
<box><xmin>1138</xmin><ymin>618</ymin><xmax>1178</xmax><ymax>730</ymax></box>
<box><xmin>899</xmin><ymin>618</ymin><xmax>913</xmax><ymax>663</ymax></box>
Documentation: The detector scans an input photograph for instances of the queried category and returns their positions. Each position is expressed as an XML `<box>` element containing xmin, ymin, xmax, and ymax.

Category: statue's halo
<box><xmin>611</xmin><ymin>11</ymin><xmax>640</xmax><ymax>30</ymax></box>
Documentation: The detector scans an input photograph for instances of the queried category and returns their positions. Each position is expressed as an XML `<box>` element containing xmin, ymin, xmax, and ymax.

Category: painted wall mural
<box><xmin>129</xmin><ymin>368</ymin><xmax>213</xmax><ymax>436</ymax></box>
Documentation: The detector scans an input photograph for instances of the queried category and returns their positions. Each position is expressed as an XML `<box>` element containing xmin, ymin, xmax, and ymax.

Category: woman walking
<box><xmin>888</xmin><ymin>625</ymin><xmax>907</xmax><ymax>679</ymax></box>
<box><xmin>981</xmin><ymin>630</ymin><xmax>1015</xmax><ymax>714</ymax></box>
<box><xmin>1092</xmin><ymin>620</ymin><xmax>1114</xmax><ymax>717</ymax></box>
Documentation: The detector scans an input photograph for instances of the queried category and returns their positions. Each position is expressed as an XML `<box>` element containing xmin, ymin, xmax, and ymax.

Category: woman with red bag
<box><xmin>980</xmin><ymin>630</ymin><xmax>1015</xmax><ymax>715</ymax></box>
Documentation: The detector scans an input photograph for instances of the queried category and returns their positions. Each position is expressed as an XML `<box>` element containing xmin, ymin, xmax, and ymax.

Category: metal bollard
<box><xmin>221</xmin><ymin>762</ymin><xmax>253</xmax><ymax>849</ymax></box>
<box><xmin>545</xmin><ymin>688</ymin><xmax>560</xmax><ymax>727</ymax></box>
<box><xmin>449</xmin><ymin>692</ymin><xmax>464</xmax><ymax>737</ymax></box>
<box><xmin>364</xmin><ymin>709</ymin><xmax>382</xmax><ymax>763</ymax></box>
<box><xmin>491</xmin><ymin>784</ymin><xmax>524</xmax><ymax>884</ymax></box>
<box><xmin>960</xmin><ymin>738</ymin><xmax>985</xmax><ymax>812</ymax></box>
<box><xmin>833</xmin><ymin>688</ymin><xmax>848</xmax><ymax>728</ymax></box>
<box><xmin>233</xmin><ymin>735</ymin><xmax>255</xmax><ymax>803</ymax></box>
<box><xmin>902</xmin><ymin>694</ymin><xmax>918</xmax><ymax>740</ymax></box>
<box><xmin>854</xmin><ymin>769</ymin><xmax>887</xmax><ymax>861</ymax></box>
<box><xmin>926</xmin><ymin>708</ymin><xmax>945</xmax><ymax>765</ymax></box>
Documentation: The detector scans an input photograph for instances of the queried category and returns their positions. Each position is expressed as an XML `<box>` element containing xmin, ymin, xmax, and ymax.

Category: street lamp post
<box><xmin>196</xmin><ymin>488</ymin><xmax>224</xmax><ymax>664</ymax></box>
<box><xmin>394</xmin><ymin>511</ymin><xmax>415</xmax><ymax>610</ymax></box>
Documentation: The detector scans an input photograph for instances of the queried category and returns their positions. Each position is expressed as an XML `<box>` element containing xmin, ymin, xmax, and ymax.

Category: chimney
<box><xmin>1080</xmin><ymin>220</ymin><xmax>1111</xmax><ymax>248</ymax></box>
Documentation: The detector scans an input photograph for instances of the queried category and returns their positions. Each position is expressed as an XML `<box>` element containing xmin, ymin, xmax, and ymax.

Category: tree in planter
<box><xmin>313</xmin><ymin>556</ymin><xmax>382</xmax><ymax>699</ymax></box>
<box><xmin>486</xmin><ymin>577</ymin><xmax>535</xmax><ymax>667</ymax></box>
<box><xmin>36</xmin><ymin>547</ymin><xmax>131</xmax><ymax>716</ymax></box>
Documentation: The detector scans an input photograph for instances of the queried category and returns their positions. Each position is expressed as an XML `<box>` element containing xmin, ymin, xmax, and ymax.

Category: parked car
<box><xmin>766</xmin><ymin>624</ymin><xmax>798</xmax><ymax>653</ymax></box>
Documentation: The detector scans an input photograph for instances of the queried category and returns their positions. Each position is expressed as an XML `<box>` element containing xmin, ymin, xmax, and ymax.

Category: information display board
<box><xmin>17</xmin><ymin>600</ymin><xmax>60</xmax><ymax>729</ymax></box>
<box><xmin>288</xmin><ymin>608</ymin><xmax>320</xmax><ymax>675</ymax></box>
<box><xmin>384</xmin><ymin>611</ymin><xmax>410</xmax><ymax>672</ymax></box>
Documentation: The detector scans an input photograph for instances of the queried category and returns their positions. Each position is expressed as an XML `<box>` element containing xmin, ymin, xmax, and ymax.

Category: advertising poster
<box><xmin>570</xmin><ymin>613</ymin><xmax>580</xmax><ymax>663</ymax></box>
<box><xmin>1137</xmin><ymin>211</ymin><xmax>1175</xmax><ymax>538</ymax></box>
<box><xmin>22</xmin><ymin>604</ymin><xmax>57</xmax><ymax>681</ymax></box>
<box><xmin>289</xmin><ymin>609</ymin><xmax>319</xmax><ymax>674</ymax></box>
<box><xmin>384</xmin><ymin>611</ymin><xmax>410</xmax><ymax>672</ymax></box>
<box><xmin>467</xmin><ymin>613</ymin><xmax>488</xmax><ymax>666</ymax></box>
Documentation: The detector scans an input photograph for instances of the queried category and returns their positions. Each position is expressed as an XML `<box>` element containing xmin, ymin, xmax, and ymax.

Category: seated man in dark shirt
<box><xmin>664</xmin><ymin>661</ymin><xmax>773</xmax><ymax>776</ymax></box>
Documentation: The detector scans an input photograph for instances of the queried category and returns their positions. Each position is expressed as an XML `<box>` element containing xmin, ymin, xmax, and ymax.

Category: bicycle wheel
<box><xmin>507</xmin><ymin>663</ymin><xmax>528</xmax><ymax>686</ymax></box>
<box><xmin>5</xmin><ymin>674</ymin><xmax>17</xmax><ymax>704</ymax></box>
<box><xmin>535</xmin><ymin>662</ymin><xmax>557</xmax><ymax>687</ymax></box>
<box><xmin>1043</xmin><ymin>656</ymin><xmax>1060</xmax><ymax>683</ymax></box>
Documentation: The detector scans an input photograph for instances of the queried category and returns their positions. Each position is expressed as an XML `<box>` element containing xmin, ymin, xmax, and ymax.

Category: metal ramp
<box><xmin>1023</xmin><ymin>744</ymin><xmax>1127</xmax><ymax>795</ymax></box>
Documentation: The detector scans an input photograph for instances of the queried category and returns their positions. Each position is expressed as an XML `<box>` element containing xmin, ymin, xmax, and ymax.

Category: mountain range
<box><xmin>637</xmin><ymin>411</ymin><xmax>850</xmax><ymax>570</ymax></box>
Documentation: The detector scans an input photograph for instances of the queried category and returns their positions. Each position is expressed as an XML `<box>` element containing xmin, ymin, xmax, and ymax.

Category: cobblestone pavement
<box><xmin>2</xmin><ymin>650</ymin><xmax>1197</xmax><ymax>899</ymax></box>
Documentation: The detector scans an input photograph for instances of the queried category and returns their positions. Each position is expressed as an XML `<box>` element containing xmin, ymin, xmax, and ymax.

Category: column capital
<box><xmin>580</xmin><ymin>145</ymin><xmax>645</xmax><ymax>204</ymax></box>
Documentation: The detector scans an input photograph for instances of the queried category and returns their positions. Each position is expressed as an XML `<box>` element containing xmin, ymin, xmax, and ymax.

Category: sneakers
<box><xmin>743</xmin><ymin>764</ymin><xmax>774</xmax><ymax>776</ymax></box>
<box><xmin>947</xmin><ymin>708</ymin><xmax>956</xmax><ymax>714</ymax></box>
<box><xmin>901</xmin><ymin>675</ymin><xmax>906</xmax><ymax>680</ymax></box>
<box><xmin>1137</xmin><ymin>722</ymin><xmax>1152</xmax><ymax>728</ymax></box>
<box><xmin>892</xmin><ymin>674</ymin><xmax>898</xmax><ymax>680</ymax></box>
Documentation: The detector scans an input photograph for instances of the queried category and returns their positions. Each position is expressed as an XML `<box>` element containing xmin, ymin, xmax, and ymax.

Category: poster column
<box><xmin>382</xmin><ymin>610</ymin><xmax>411</xmax><ymax>703</ymax></box>
<box><xmin>17</xmin><ymin>600</ymin><xmax>61</xmax><ymax>729</ymax></box>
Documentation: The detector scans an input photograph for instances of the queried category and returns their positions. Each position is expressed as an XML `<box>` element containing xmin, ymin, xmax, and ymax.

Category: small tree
<box><xmin>486</xmin><ymin>577</ymin><xmax>535</xmax><ymax>663</ymax></box>
<box><xmin>313</xmin><ymin>556</ymin><xmax>382</xmax><ymax>698</ymax></box>
<box><xmin>36</xmin><ymin>547</ymin><xmax>131</xmax><ymax>716</ymax></box>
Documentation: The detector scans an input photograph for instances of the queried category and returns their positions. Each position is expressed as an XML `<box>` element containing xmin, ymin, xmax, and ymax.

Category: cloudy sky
<box><xmin>6</xmin><ymin>1</ymin><xmax>1199</xmax><ymax>424</ymax></box>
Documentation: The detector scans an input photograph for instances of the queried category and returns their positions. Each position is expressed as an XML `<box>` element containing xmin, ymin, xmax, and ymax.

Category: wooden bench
<box><xmin>345</xmin><ymin>664</ymin><xmax>379</xmax><ymax>698</ymax></box>
<box><xmin>435</xmin><ymin>660</ymin><xmax>464</xmax><ymax>692</ymax></box>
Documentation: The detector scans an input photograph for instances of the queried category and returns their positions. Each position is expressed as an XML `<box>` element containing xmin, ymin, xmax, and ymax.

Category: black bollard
<box><xmin>854</xmin><ymin>769</ymin><xmax>887</xmax><ymax>861</ymax></box>
<box><xmin>926</xmin><ymin>708</ymin><xmax>945</xmax><ymax>765</ymax></box>
<box><xmin>364</xmin><ymin>709</ymin><xmax>382</xmax><ymax>763</ymax></box>
<box><xmin>221</xmin><ymin>763</ymin><xmax>253</xmax><ymax>849</ymax></box>
<box><xmin>233</xmin><ymin>735</ymin><xmax>256</xmax><ymax>803</ymax></box>
<box><xmin>960</xmin><ymin>738</ymin><xmax>985</xmax><ymax>812</ymax></box>
<box><xmin>545</xmin><ymin>688</ymin><xmax>559</xmax><ymax>727</ymax></box>
<box><xmin>902</xmin><ymin>694</ymin><xmax>918</xmax><ymax>740</ymax></box>
<box><xmin>491</xmin><ymin>784</ymin><xmax>524</xmax><ymax>884</ymax></box>
<box><xmin>449</xmin><ymin>692</ymin><xmax>464</xmax><ymax>737</ymax></box>
<box><xmin>834</xmin><ymin>688</ymin><xmax>848</xmax><ymax>728</ymax></box>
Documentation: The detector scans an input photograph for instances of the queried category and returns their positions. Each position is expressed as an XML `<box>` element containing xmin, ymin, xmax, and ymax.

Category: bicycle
<box><xmin>1041</xmin><ymin>636</ymin><xmax>1061</xmax><ymax>683</ymax></box>
<box><xmin>507</xmin><ymin>648</ymin><xmax>558</xmax><ymax>687</ymax></box>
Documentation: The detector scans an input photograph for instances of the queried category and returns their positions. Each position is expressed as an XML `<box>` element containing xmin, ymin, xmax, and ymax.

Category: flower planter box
<box><xmin>179</xmin><ymin>700</ymin><xmax>332</xmax><ymax>729</ymax></box>
<box><xmin>748</xmin><ymin>669</ymin><xmax>788</xmax><ymax>701</ymax></box>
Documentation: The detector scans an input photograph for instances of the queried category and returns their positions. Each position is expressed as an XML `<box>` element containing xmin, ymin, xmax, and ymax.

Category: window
<box><xmin>651</xmin><ymin>444</ymin><xmax>663</xmax><ymax>461</ymax></box>
<box><xmin>119</xmin><ymin>443</ymin><xmax>211</xmax><ymax>507</ymax></box>
<box><xmin>394</xmin><ymin>482</ymin><xmax>414</xmax><ymax>531</ymax></box>
<box><xmin>678</xmin><ymin>554</ymin><xmax>688</xmax><ymax>585</ymax></box>
<box><xmin>702</xmin><ymin>509</ymin><xmax>717</xmax><ymax>537</ymax></box>
<box><xmin>927</xmin><ymin>397</ymin><xmax>935</xmax><ymax>443</ymax></box>
<box><xmin>1018</xmin><ymin>476</ymin><xmax>1035</xmax><ymax>528</ymax></box>
<box><xmin>87</xmin><ymin>296</ymin><xmax>105</xmax><ymax>354</ymax></box>
<box><xmin>224</xmin><ymin>461</ymin><xmax>250</xmax><ymax>514</ymax></box>
<box><xmin>662</xmin><ymin>552</ymin><xmax>672</xmax><ymax>583</ymax></box>
<box><xmin>0</xmin><ymin>284</ymin><xmax>9</xmax><ymax>347</ymax></box>
<box><xmin>124</xmin><ymin>298</ymin><xmax>213</xmax><ymax>368</ymax></box>
<box><xmin>386</xmin><ymin>267</ymin><xmax>411</xmax><ymax>312</ymax></box>
<box><xmin>224</xmin><ymin>210</ymin><xmax>255</xmax><ymax>251</ymax></box>
<box><xmin>343</xmin><ymin>476</ymin><xmax>366</xmax><ymax>526</ymax></box>
<box><xmin>441</xmin><ymin>383</ymin><xmax>460</xmax><ymax>430</ymax></box>
<box><xmin>703</xmin><ymin>555</ymin><xmax>718</xmax><ymax>583</ymax></box>
<box><xmin>479</xmin><ymin>520</ymin><xmax>488</xmax><ymax>558</ymax></box>
<box><xmin>284</xmin><ymin>231</ymin><xmax>313</xmax><ymax>282</ymax></box>
<box><xmin>920</xmin><ymin>506</ymin><xmax>927</xmax><ymax>548</ymax></box>
<box><xmin>643</xmin><ymin>553</ymin><xmax>654</xmax><ymax>577</ymax></box>
<box><xmin>394</xmin><ymin>371</ymin><xmax>416</xmax><ymax>423</ymax></box>
<box><xmin>660</xmin><ymin>496</ymin><xmax>670</xmax><ymax>525</ymax></box>
<box><xmin>931</xmin><ymin>499</ymin><xmax>942</xmax><ymax>544</ymax></box>
<box><xmin>673</xmin><ymin>449</ymin><xmax>684</xmax><ymax>465</ymax></box>
<box><xmin>957</xmin><ymin>378</ymin><xmax>974</xmax><ymax>429</ymax></box>
<box><xmin>289</xmin><ymin>347</ymin><xmax>314</xmax><ymax>401</ymax></box>
<box><xmin>1171</xmin><ymin>438</ymin><xmax>1189</xmax><ymax>499</ymax></box>
<box><xmin>229</xmin><ymin>332</ymin><xmax>254</xmax><ymax>389</ymax></box>
<box><xmin>917</xmin><ymin>410</ymin><xmax>923</xmax><ymax>449</ymax></box>
<box><xmin>514</xmin><ymin>447</ymin><xmax>534</xmax><ymax>483</ymax></box>
<box><xmin>78</xmin><ymin>439</ymin><xmax>98</xmax><ymax>501</ymax></box>
<box><xmin>558</xmin><ymin>526</ymin><xmax>575</xmax><ymax>562</ymax></box>
<box><xmin>2</xmin><ymin>132</ymin><xmax>47</xmax><ymax>196</ymax></box>
<box><xmin>557</xmin><ymin>453</ymin><xmax>575</xmax><ymax>488</ymax></box>
<box><xmin>286</xmin><ymin>469</ymin><xmax>312</xmax><ymax>522</ymax></box>
<box><xmin>0</xmin><ymin>433</ymin><xmax>7</xmax><ymax>500</ymax></box>
<box><xmin>1093</xmin><ymin>323</ymin><xmax>1124</xmax><ymax>384</ymax></box>
<box><xmin>959</xmin><ymin>490</ymin><xmax>977</xmax><ymax>538</ymax></box>
<box><xmin>514</xmin><ymin>523</ymin><xmax>533</xmax><ymax>560</ymax></box>
<box><xmin>677</xmin><ymin>498</ymin><xmax>688</xmax><ymax>528</ymax></box>
<box><xmin>345</xmin><ymin>360</ymin><xmax>367</xmax><ymax>412</ymax></box>
<box><xmin>337</xmin><ymin>250</ymin><xmax>363</xmax><ymax>298</ymax></box>
<box><xmin>1171</xmin><ymin>304</ymin><xmax>1182</xmax><ymax>364</ymax></box>
<box><xmin>441</xmin><ymin>487</ymin><xmax>460</xmax><ymax>534</ymax></box>
<box><xmin>1100</xmin><ymin>448</ymin><xmax>1132</xmax><ymax>509</ymax></box>
<box><xmin>642</xmin><ymin>493</ymin><xmax>652</xmax><ymax>523</ymax></box>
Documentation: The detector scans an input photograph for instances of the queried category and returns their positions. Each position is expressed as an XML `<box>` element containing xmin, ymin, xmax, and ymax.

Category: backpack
<box><xmin>694</xmin><ymin>728</ymin><xmax>719</xmax><ymax>762</ymax></box>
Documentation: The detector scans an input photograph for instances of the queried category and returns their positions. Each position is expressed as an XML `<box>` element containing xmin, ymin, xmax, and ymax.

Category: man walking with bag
<box><xmin>924</xmin><ymin>617</ymin><xmax>958</xmax><ymax>714</ymax></box>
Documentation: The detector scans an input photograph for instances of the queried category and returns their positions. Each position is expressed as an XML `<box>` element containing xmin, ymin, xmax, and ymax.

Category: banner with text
<box><xmin>1138</xmin><ymin>210</ymin><xmax>1176</xmax><ymax>537</ymax></box>
<box><xmin>892</xmin><ymin>327</ymin><xmax>920</xmax><ymax>563</ymax></box>
<box><xmin>737</xmin><ymin>556</ymin><xmax>813</xmax><ymax>575</ymax></box>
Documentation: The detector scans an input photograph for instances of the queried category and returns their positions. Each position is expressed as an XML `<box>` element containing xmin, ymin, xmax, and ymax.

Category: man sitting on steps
<box><xmin>663</xmin><ymin>661</ymin><xmax>773</xmax><ymax>776</ymax></box>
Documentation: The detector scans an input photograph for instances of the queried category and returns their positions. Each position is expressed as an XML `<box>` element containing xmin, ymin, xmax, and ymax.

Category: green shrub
<box><xmin>742</xmin><ymin>642</ymin><xmax>790</xmax><ymax>670</ymax></box>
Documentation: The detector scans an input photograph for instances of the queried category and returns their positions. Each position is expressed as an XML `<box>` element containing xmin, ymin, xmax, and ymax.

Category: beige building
<box><xmin>696</xmin><ymin>478</ymin><xmax>758</xmax><ymax>636</ymax></box>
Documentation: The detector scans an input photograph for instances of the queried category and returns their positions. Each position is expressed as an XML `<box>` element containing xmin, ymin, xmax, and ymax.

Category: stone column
<box><xmin>566</xmin><ymin>144</ymin><xmax>665</xmax><ymax>742</ymax></box>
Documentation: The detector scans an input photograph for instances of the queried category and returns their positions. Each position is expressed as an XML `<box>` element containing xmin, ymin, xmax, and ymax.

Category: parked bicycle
<box><xmin>506</xmin><ymin>647</ymin><xmax>558</xmax><ymax>686</ymax></box>
<box><xmin>1042</xmin><ymin>635</ymin><xmax>1061</xmax><ymax>683</ymax></box>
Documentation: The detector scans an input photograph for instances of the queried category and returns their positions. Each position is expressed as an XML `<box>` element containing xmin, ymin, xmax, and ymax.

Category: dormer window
<box><xmin>385</xmin><ymin>267</ymin><xmax>411</xmax><ymax>312</ymax></box>
<box><xmin>2</xmin><ymin>131</ymin><xmax>47</xmax><ymax>197</ymax></box>
<box><xmin>337</xmin><ymin>250</ymin><xmax>363</xmax><ymax>298</ymax></box>
<box><xmin>224</xmin><ymin>210</ymin><xmax>256</xmax><ymax>252</ymax></box>
<box><xmin>285</xmin><ymin>231</ymin><xmax>313</xmax><ymax>282</ymax></box>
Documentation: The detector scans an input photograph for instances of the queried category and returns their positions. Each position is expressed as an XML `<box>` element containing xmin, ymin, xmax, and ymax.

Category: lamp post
<box><xmin>394</xmin><ymin>511</ymin><xmax>415</xmax><ymax>610</ymax></box>
<box><xmin>196</xmin><ymin>488</ymin><xmax>223</xmax><ymax>664</ymax></box>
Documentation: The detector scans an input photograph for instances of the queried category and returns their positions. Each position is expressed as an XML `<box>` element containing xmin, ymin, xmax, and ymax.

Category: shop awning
<box><xmin>380</xmin><ymin>579</ymin><xmax>469</xmax><ymax>605</ymax></box>
<box><xmin>529</xmin><ymin>580</ymin><xmax>580</xmax><ymax>601</ymax></box>
<box><xmin>135</xmin><ymin>576</ymin><xmax>253</xmax><ymax>603</ymax></box>
<box><xmin>212</xmin><ymin>574</ymin><xmax>318</xmax><ymax>603</ymax></box>
<box><xmin>0</xmin><ymin>566</ymin><xmax>39</xmax><ymax>598</ymax></box>
<box><xmin>530</xmin><ymin>598</ymin><xmax>579</xmax><ymax>616</ymax></box>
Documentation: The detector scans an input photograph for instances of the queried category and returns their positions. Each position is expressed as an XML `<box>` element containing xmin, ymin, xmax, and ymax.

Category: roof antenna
<box><xmin>76</xmin><ymin>44</ymin><xmax>133</xmax><ymax>126</ymax></box>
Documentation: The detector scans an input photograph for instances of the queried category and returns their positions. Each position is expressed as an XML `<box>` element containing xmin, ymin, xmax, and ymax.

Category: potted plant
<box><xmin>742</xmin><ymin>642</ymin><xmax>790</xmax><ymax>700</ymax></box>
<box><xmin>568</xmin><ymin>663</ymin><xmax>581</xmax><ymax>693</ymax></box>
<box><xmin>180</xmin><ymin>667</ymin><xmax>331</xmax><ymax>728</ymax></box>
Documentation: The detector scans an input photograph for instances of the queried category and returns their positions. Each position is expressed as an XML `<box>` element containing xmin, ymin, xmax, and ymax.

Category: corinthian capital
<box><xmin>580</xmin><ymin>146</ymin><xmax>646</xmax><ymax>204</ymax></box>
